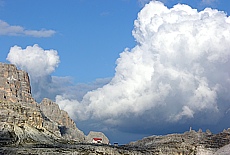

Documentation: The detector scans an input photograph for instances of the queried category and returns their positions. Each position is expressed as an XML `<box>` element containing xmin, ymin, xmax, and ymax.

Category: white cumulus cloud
<box><xmin>6</xmin><ymin>44</ymin><xmax>111</xmax><ymax>102</ymax></box>
<box><xmin>6</xmin><ymin>44</ymin><xmax>60</xmax><ymax>100</ymax></box>
<box><xmin>0</xmin><ymin>20</ymin><xmax>55</xmax><ymax>37</ymax></box>
<box><xmin>7</xmin><ymin>44</ymin><xmax>60</xmax><ymax>77</ymax></box>
<box><xmin>5</xmin><ymin>0</ymin><xmax>230</xmax><ymax>141</ymax></box>
<box><xmin>138</xmin><ymin>0</ymin><xmax>220</xmax><ymax>8</ymax></box>
<box><xmin>57</xmin><ymin>1</ymin><xmax>230</xmax><ymax>132</ymax></box>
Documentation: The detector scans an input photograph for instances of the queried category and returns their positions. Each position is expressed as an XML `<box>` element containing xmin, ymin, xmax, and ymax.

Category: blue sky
<box><xmin>1</xmin><ymin>0</ymin><xmax>229</xmax><ymax>82</ymax></box>
<box><xmin>1</xmin><ymin>0</ymin><xmax>230</xmax><ymax>82</ymax></box>
<box><xmin>0</xmin><ymin>0</ymin><xmax>140</xmax><ymax>82</ymax></box>
<box><xmin>1</xmin><ymin>0</ymin><xmax>230</xmax><ymax>144</ymax></box>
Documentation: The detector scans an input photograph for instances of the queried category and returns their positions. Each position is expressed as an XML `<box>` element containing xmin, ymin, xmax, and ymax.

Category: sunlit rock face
<box><xmin>0</xmin><ymin>62</ymin><xmax>111</xmax><ymax>148</ymax></box>
<box><xmin>40</xmin><ymin>98</ymin><xmax>85</xmax><ymax>141</ymax></box>
<box><xmin>0</xmin><ymin>63</ymin><xmax>87</xmax><ymax>145</ymax></box>
<box><xmin>0</xmin><ymin>62</ymin><xmax>36</xmax><ymax>105</ymax></box>
<box><xmin>0</xmin><ymin>63</ymin><xmax>43</xmax><ymax>132</ymax></box>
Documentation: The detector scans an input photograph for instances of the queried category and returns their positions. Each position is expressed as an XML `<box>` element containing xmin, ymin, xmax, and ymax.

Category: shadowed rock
<box><xmin>40</xmin><ymin>98</ymin><xmax>85</xmax><ymax>141</ymax></box>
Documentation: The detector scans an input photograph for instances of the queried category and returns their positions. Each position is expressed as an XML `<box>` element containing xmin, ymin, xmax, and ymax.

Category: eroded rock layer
<box><xmin>0</xmin><ymin>63</ymin><xmax>88</xmax><ymax>145</ymax></box>
<box><xmin>40</xmin><ymin>98</ymin><xmax>85</xmax><ymax>141</ymax></box>
<box><xmin>0</xmin><ymin>63</ymin><xmax>35</xmax><ymax>104</ymax></box>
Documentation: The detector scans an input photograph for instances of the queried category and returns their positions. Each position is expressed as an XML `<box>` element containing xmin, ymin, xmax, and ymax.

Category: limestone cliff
<box><xmin>0</xmin><ymin>62</ymin><xmax>87</xmax><ymax>145</ymax></box>
<box><xmin>0</xmin><ymin>63</ymin><xmax>35</xmax><ymax>104</ymax></box>
<box><xmin>0</xmin><ymin>63</ymin><xmax>43</xmax><ymax>138</ymax></box>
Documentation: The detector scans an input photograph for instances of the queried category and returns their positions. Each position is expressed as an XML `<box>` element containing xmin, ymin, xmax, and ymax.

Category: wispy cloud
<box><xmin>100</xmin><ymin>11</ymin><xmax>110</xmax><ymax>17</ymax></box>
<box><xmin>0</xmin><ymin>0</ymin><xmax>4</xmax><ymax>7</ymax></box>
<box><xmin>201</xmin><ymin>0</ymin><xmax>218</xmax><ymax>5</ymax></box>
<box><xmin>0</xmin><ymin>20</ymin><xmax>55</xmax><ymax>37</ymax></box>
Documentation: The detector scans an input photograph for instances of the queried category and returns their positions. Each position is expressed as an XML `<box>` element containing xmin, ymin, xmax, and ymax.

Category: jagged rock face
<box><xmin>0</xmin><ymin>63</ymin><xmax>44</xmax><ymax>137</ymax></box>
<box><xmin>0</xmin><ymin>63</ymin><xmax>87</xmax><ymax>145</ymax></box>
<box><xmin>0</xmin><ymin>100</ymin><xmax>43</xmax><ymax>130</ymax></box>
<box><xmin>40</xmin><ymin>98</ymin><xmax>76</xmax><ymax>128</ymax></box>
<box><xmin>0</xmin><ymin>62</ymin><xmax>110</xmax><ymax>146</ymax></box>
<box><xmin>40</xmin><ymin>98</ymin><xmax>85</xmax><ymax>141</ymax></box>
<box><xmin>0</xmin><ymin>63</ymin><xmax>43</xmax><ymax>132</ymax></box>
<box><xmin>0</xmin><ymin>99</ymin><xmax>52</xmax><ymax>145</ymax></box>
<box><xmin>128</xmin><ymin>130</ymin><xmax>230</xmax><ymax>154</ymax></box>
<box><xmin>0</xmin><ymin>63</ymin><xmax>35</xmax><ymax>104</ymax></box>
<box><xmin>215</xmin><ymin>143</ymin><xmax>230</xmax><ymax>154</ymax></box>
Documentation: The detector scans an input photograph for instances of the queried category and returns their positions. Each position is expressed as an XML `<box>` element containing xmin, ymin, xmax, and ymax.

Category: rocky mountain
<box><xmin>39</xmin><ymin>98</ymin><xmax>85</xmax><ymax>141</ymax></box>
<box><xmin>0</xmin><ymin>62</ymin><xmax>108</xmax><ymax>146</ymax></box>
<box><xmin>127</xmin><ymin>129</ymin><xmax>230</xmax><ymax>154</ymax></box>
<box><xmin>1</xmin><ymin>62</ymin><xmax>230</xmax><ymax>155</ymax></box>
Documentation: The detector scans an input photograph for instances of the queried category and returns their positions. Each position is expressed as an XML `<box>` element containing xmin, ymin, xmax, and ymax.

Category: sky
<box><xmin>1</xmin><ymin>0</ymin><xmax>230</xmax><ymax>144</ymax></box>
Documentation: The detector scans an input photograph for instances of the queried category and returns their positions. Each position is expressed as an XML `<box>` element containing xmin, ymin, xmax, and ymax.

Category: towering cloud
<box><xmin>58</xmin><ymin>1</ymin><xmax>230</xmax><ymax>132</ymax></box>
<box><xmin>5</xmin><ymin>0</ymin><xmax>230</xmax><ymax>139</ymax></box>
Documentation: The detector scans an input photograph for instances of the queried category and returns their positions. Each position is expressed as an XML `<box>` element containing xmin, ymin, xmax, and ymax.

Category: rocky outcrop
<box><xmin>86</xmin><ymin>131</ymin><xmax>110</xmax><ymax>144</ymax></box>
<box><xmin>128</xmin><ymin>129</ymin><xmax>230</xmax><ymax>154</ymax></box>
<box><xmin>2</xmin><ymin>130</ymin><xmax>230</xmax><ymax>155</ymax></box>
<box><xmin>0</xmin><ymin>63</ymin><xmax>35</xmax><ymax>105</ymax></box>
<box><xmin>0</xmin><ymin>63</ymin><xmax>87</xmax><ymax>145</ymax></box>
<box><xmin>0</xmin><ymin>62</ymin><xmax>110</xmax><ymax>147</ymax></box>
<box><xmin>40</xmin><ymin>98</ymin><xmax>85</xmax><ymax>141</ymax></box>
<box><xmin>0</xmin><ymin>63</ymin><xmax>48</xmax><ymax>143</ymax></box>
<box><xmin>0</xmin><ymin>100</ymin><xmax>45</xmax><ymax>145</ymax></box>
<box><xmin>0</xmin><ymin>143</ymin><xmax>150</xmax><ymax>155</ymax></box>
<box><xmin>215</xmin><ymin>143</ymin><xmax>230</xmax><ymax>154</ymax></box>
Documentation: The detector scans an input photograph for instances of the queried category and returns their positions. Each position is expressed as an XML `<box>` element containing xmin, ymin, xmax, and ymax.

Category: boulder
<box><xmin>86</xmin><ymin>131</ymin><xmax>109</xmax><ymax>144</ymax></box>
